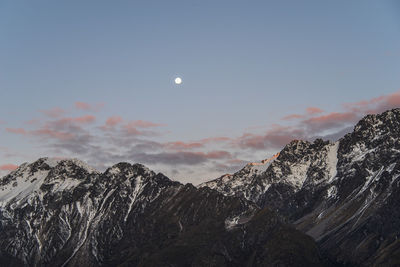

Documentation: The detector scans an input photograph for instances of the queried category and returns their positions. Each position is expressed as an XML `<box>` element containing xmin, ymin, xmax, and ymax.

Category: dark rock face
<box><xmin>201</xmin><ymin>108</ymin><xmax>400</xmax><ymax>266</ymax></box>
<box><xmin>0</xmin><ymin>158</ymin><xmax>324</xmax><ymax>266</ymax></box>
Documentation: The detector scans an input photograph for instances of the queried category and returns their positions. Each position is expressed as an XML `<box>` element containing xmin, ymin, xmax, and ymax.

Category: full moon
<box><xmin>174</xmin><ymin>77</ymin><xmax>182</xmax><ymax>85</ymax></box>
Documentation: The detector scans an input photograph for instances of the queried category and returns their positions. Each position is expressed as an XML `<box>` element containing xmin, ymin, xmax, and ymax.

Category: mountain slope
<box><xmin>0</xmin><ymin>158</ymin><xmax>325</xmax><ymax>266</ymax></box>
<box><xmin>201</xmin><ymin>108</ymin><xmax>400</xmax><ymax>266</ymax></box>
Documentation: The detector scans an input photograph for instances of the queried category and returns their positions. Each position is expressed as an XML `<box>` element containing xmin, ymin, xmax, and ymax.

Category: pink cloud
<box><xmin>282</xmin><ymin>114</ymin><xmax>304</xmax><ymax>120</ymax></box>
<box><xmin>0</xmin><ymin>164</ymin><xmax>18</xmax><ymax>171</ymax></box>
<box><xmin>279</xmin><ymin>91</ymin><xmax>400</xmax><ymax>139</ymax></box>
<box><xmin>301</xmin><ymin>112</ymin><xmax>357</xmax><ymax>132</ymax></box>
<box><xmin>32</xmin><ymin>128</ymin><xmax>74</xmax><ymax>140</ymax></box>
<box><xmin>53</xmin><ymin>115</ymin><xmax>96</xmax><ymax>127</ymax></box>
<box><xmin>121</xmin><ymin>124</ymin><xmax>143</xmax><ymax>135</ymax></box>
<box><xmin>236</xmin><ymin>126</ymin><xmax>305</xmax><ymax>150</ymax></box>
<box><xmin>282</xmin><ymin>107</ymin><xmax>324</xmax><ymax>120</ymax></box>
<box><xmin>164</xmin><ymin>141</ymin><xmax>204</xmax><ymax>150</ymax></box>
<box><xmin>6</xmin><ymin>128</ymin><xmax>28</xmax><ymax>135</ymax></box>
<box><xmin>306</xmin><ymin>107</ymin><xmax>324</xmax><ymax>114</ymax></box>
<box><xmin>203</xmin><ymin>150</ymin><xmax>231</xmax><ymax>159</ymax></box>
<box><xmin>198</xmin><ymin>136</ymin><xmax>232</xmax><ymax>143</ymax></box>
<box><xmin>125</xmin><ymin>120</ymin><xmax>165</xmax><ymax>128</ymax></box>
<box><xmin>105</xmin><ymin>116</ymin><xmax>123</xmax><ymax>127</ymax></box>
<box><xmin>40</xmin><ymin>107</ymin><xmax>65</xmax><ymax>118</ymax></box>
<box><xmin>75</xmin><ymin>102</ymin><xmax>104</xmax><ymax>112</ymax></box>
<box><xmin>72</xmin><ymin>115</ymin><xmax>96</xmax><ymax>124</ymax></box>
<box><xmin>344</xmin><ymin>90</ymin><xmax>400</xmax><ymax>114</ymax></box>
<box><xmin>132</xmin><ymin>150</ymin><xmax>232</xmax><ymax>165</ymax></box>
<box><xmin>6</xmin><ymin>125</ymin><xmax>75</xmax><ymax>141</ymax></box>
<box><xmin>344</xmin><ymin>96</ymin><xmax>386</xmax><ymax>113</ymax></box>
<box><xmin>162</xmin><ymin>136</ymin><xmax>231</xmax><ymax>151</ymax></box>
<box><xmin>25</xmin><ymin>119</ymin><xmax>40</xmax><ymax>125</ymax></box>
<box><xmin>119</xmin><ymin>120</ymin><xmax>165</xmax><ymax>136</ymax></box>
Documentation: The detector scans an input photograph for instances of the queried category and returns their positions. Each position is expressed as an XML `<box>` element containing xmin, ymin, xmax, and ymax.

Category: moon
<box><xmin>174</xmin><ymin>77</ymin><xmax>182</xmax><ymax>85</ymax></box>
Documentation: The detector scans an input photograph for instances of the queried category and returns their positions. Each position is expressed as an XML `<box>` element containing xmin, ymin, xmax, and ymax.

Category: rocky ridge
<box><xmin>201</xmin><ymin>108</ymin><xmax>400</xmax><ymax>266</ymax></box>
<box><xmin>0</xmin><ymin>158</ymin><xmax>324</xmax><ymax>266</ymax></box>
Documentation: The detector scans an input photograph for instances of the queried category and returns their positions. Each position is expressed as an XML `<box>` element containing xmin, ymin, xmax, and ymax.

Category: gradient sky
<box><xmin>1</xmin><ymin>0</ymin><xmax>400</xmax><ymax>184</ymax></box>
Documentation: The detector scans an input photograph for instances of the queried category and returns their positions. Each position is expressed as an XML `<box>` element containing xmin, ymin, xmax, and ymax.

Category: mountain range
<box><xmin>1</xmin><ymin>108</ymin><xmax>399</xmax><ymax>266</ymax></box>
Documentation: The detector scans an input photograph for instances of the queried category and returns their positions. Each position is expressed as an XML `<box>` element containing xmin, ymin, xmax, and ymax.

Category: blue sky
<box><xmin>1</xmin><ymin>0</ymin><xmax>400</xmax><ymax>183</ymax></box>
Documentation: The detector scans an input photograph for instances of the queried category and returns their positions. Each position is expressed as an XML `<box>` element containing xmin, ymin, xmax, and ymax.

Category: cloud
<box><xmin>25</xmin><ymin>119</ymin><xmax>40</xmax><ymax>125</ymax></box>
<box><xmin>53</xmin><ymin>115</ymin><xmax>96</xmax><ymax>126</ymax></box>
<box><xmin>0</xmin><ymin>164</ymin><xmax>18</xmax><ymax>171</ymax></box>
<box><xmin>124</xmin><ymin>120</ymin><xmax>166</xmax><ymax>128</ymax></box>
<box><xmin>282</xmin><ymin>114</ymin><xmax>304</xmax><ymax>120</ymax></box>
<box><xmin>301</xmin><ymin>112</ymin><xmax>358</xmax><ymax>133</ymax></box>
<box><xmin>32</xmin><ymin>128</ymin><xmax>75</xmax><ymax>140</ymax></box>
<box><xmin>75</xmin><ymin>102</ymin><xmax>104</xmax><ymax>112</ymax></box>
<box><xmin>236</xmin><ymin>126</ymin><xmax>305</xmax><ymax>151</ymax></box>
<box><xmin>26</xmin><ymin>116</ymin><xmax>96</xmax><ymax>141</ymax></box>
<box><xmin>164</xmin><ymin>141</ymin><xmax>204</xmax><ymax>150</ymax></box>
<box><xmin>105</xmin><ymin>116</ymin><xmax>123</xmax><ymax>127</ymax></box>
<box><xmin>5</xmin><ymin>91</ymin><xmax>400</xmax><ymax>183</ymax></box>
<box><xmin>251</xmin><ymin>111</ymin><xmax>358</xmax><ymax>151</ymax></box>
<box><xmin>6</xmin><ymin>115</ymin><xmax>95</xmax><ymax>141</ymax></box>
<box><xmin>6</xmin><ymin>128</ymin><xmax>28</xmax><ymax>135</ymax></box>
<box><xmin>316</xmin><ymin>126</ymin><xmax>353</xmax><ymax>141</ymax></box>
<box><xmin>100</xmin><ymin>118</ymin><xmax>164</xmax><ymax>135</ymax></box>
<box><xmin>282</xmin><ymin>106</ymin><xmax>324</xmax><ymax>120</ymax></box>
<box><xmin>40</xmin><ymin>107</ymin><xmax>65</xmax><ymax>118</ymax></box>
<box><xmin>344</xmin><ymin>90</ymin><xmax>400</xmax><ymax>114</ymax></box>
<box><xmin>120</xmin><ymin>121</ymin><xmax>164</xmax><ymax>137</ymax></box>
<box><xmin>306</xmin><ymin>107</ymin><xmax>324</xmax><ymax>114</ymax></box>
<box><xmin>162</xmin><ymin>137</ymin><xmax>231</xmax><ymax>151</ymax></box>
<box><xmin>198</xmin><ymin>136</ymin><xmax>231</xmax><ymax>143</ymax></box>
<box><xmin>129</xmin><ymin>150</ymin><xmax>231</xmax><ymax>166</ymax></box>
<box><xmin>278</xmin><ymin>90</ymin><xmax>400</xmax><ymax>144</ymax></box>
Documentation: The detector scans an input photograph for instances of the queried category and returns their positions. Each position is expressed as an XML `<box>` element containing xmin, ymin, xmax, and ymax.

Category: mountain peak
<box><xmin>22</xmin><ymin>157</ymin><xmax>99</xmax><ymax>174</ymax></box>
<box><xmin>105</xmin><ymin>162</ymin><xmax>154</xmax><ymax>177</ymax></box>
<box><xmin>353</xmin><ymin>108</ymin><xmax>400</xmax><ymax>135</ymax></box>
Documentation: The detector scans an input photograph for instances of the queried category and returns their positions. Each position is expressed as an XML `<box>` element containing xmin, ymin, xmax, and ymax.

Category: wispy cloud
<box><xmin>127</xmin><ymin>150</ymin><xmax>232</xmax><ymax>166</ymax></box>
<box><xmin>75</xmin><ymin>102</ymin><xmax>104</xmax><ymax>112</ymax></box>
<box><xmin>104</xmin><ymin>116</ymin><xmax>123</xmax><ymax>128</ymax></box>
<box><xmin>123</xmin><ymin>120</ymin><xmax>166</xmax><ymax>128</ymax></box>
<box><xmin>282</xmin><ymin>106</ymin><xmax>324</xmax><ymax>120</ymax></box>
<box><xmin>6</xmin><ymin>128</ymin><xmax>28</xmax><ymax>135</ymax></box>
<box><xmin>301</xmin><ymin>112</ymin><xmax>357</xmax><ymax>133</ymax></box>
<box><xmin>40</xmin><ymin>107</ymin><xmax>65</xmax><ymax>118</ymax></box>
<box><xmin>0</xmin><ymin>164</ymin><xmax>18</xmax><ymax>171</ymax></box>
<box><xmin>235</xmin><ymin>125</ymin><xmax>305</xmax><ymax>150</ymax></box>
<box><xmin>3</xmin><ymin>90</ymin><xmax>400</xmax><ymax>183</ymax></box>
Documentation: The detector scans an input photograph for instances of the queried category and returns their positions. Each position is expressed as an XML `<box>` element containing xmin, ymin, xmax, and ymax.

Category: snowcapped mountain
<box><xmin>200</xmin><ymin>108</ymin><xmax>400</xmax><ymax>266</ymax></box>
<box><xmin>2</xmin><ymin>108</ymin><xmax>399</xmax><ymax>266</ymax></box>
<box><xmin>0</xmin><ymin>158</ymin><xmax>324</xmax><ymax>266</ymax></box>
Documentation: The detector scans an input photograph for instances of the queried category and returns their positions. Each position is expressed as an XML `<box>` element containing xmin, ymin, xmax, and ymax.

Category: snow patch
<box><xmin>0</xmin><ymin>170</ymin><xmax>49</xmax><ymax>206</ymax></box>
<box><xmin>225</xmin><ymin>215</ymin><xmax>240</xmax><ymax>230</ymax></box>
<box><xmin>124</xmin><ymin>176</ymin><xmax>147</xmax><ymax>222</ymax></box>
<box><xmin>326</xmin><ymin>185</ymin><xmax>337</xmax><ymax>199</ymax></box>
<box><xmin>285</xmin><ymin>161</ymin><xmax>311</xmax><ymax>188</ymax></box>
<box><xmin>326</xmin><ymin>142</ymin><xmax>339</xmax><ymax>183</ymax></box>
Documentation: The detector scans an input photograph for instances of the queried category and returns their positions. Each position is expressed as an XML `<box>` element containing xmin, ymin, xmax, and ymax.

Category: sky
<box><xmin>1</xmin><ymin>0</ymin><xmax>400</xmax><ymax>184</ymax></box>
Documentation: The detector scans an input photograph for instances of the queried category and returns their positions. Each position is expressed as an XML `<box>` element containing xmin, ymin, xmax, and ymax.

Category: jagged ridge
<box><xmin>0</xmin><ymin>158</ymin><xmax>324</xmax><ymax>266</ymax></box>
<box><xmin>201</xmin><ymin>108</ymin><xmax>400</xmax><ymax>266</ymax></box>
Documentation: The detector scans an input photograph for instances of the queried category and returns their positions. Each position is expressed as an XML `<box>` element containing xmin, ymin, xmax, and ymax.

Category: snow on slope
<box><xmin>0</xmin><ymin>168</ymin><xmax>49</xmax><ymax>206</ymax></box>
<box><xmin>0</xmin><ymin>157</ymin><xmax>98</xmax><ymax>207</ymax></box>
<box><xmin>201</xmin><ymin>140</ymin><xmax>341</xmax><ymax>202</ymax></box>
<box><xmin>199</xmin><ymin>153</ymin><xmax>280</xmax><ymax>201</ymax></box>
